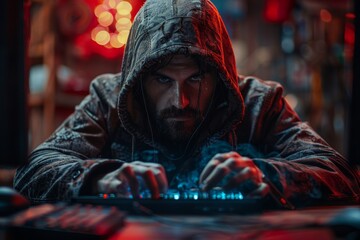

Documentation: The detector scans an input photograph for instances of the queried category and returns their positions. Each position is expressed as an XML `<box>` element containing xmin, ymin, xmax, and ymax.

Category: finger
<box><xmin>142</xmin><ymin>169</ymin><xmax>160</xmax><ymax>199</ymax></box>
<box><xmin>133</xmin><ymin>161</ymin><xmax>164</xmax><ymax>169</ymax></box>
<box><xmin>200</xmin><ymin>152</ymin><xmax>241</xmax><ymax>183</ymax></box>
<box><xmin>132</xmin><ymin>162</ymin><xmax>168</xmax><ymax>194</ymax></box>
<box><xmin>222</xmin><ymin>167</ymin><xmax>252</xmax><ymax>190</ymax></box>
<box><xmin>154</xmin><ymin>169</ymin><xmax>168</xmax><ymax>193</ymax></box>
<box><xmin>222</xmin><ymin>166</ymin><xmax>263</xmax><ymax>191</ymax></box>
<box><xmin>120</xmin><ymin>164</ymin><xmax>140</xmax><ymax>198</ymax></box>
<box><xmin>248</xmin><ymin>183</ymin><xmax>270</xmax><ymax>198</ymax></box>
<box><xmin>97</xmin><ymin>178</ymin><xmax>123</xmax><ymax>194</ymax></box>
<box><xmin>199</xmin><ymin>159</ymin><xmax>220</xmax><ymax>183</ymax></box>
<box><xmin>212</xmin><ymin>152</ymin><xmax>241</xmax><ymax>163</ymax></box>
<box><xmin>221</xmin><ymin>156</ymin><xmax>250</xmax><ymax>170</ymax></box>
<box><xmin>201</xmin><ymin>163</ymin><xmax>232</xmax><ymax>191</ymax></box>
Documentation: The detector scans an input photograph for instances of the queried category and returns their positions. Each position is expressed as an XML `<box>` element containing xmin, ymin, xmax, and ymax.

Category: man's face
<box><xmin>143</xmin><ymin>55</ymin><xmax>217</xmax><ymax>144</ymax></box>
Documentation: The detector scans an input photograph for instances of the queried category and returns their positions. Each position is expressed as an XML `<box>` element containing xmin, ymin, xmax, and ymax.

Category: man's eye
<box><xmin>156</xmin><ymin>76</ymin><xmax>171</xmax><ymax>84</ymax></box>
<box><xmin>189</xmin><ymin>73</ymin><xmax>204</xmax><ymax>83</ymax></box>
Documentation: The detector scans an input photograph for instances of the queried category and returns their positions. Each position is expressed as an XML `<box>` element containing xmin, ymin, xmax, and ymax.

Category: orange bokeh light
<box><xmin>117</xmin><ymin>30</ymin><xmax>130</xmax><ymax>44</ymax></box>
<box><xmin>116</xmin><ymin>1</ymin><xmax>132</xmax><ymax>15</ymax></box>
<box><xmin>95</xmin><ymin>30</ymin><xmax>111</xmax><ymax>45</ymax></box>
<box><xmin>94</xmin><ymin>4</ymin><xmax>108</xmax><ymax>17</ymax></box>
<box><xmin>92</xmin><ymin>0</ymin><xmax>133</xmax><ymax>49</ymax></box>
<box><xmin>110</xmin><ymin>33</ymin><xmax>125</xmax><ymax>48</ymax></box>
<box><xmin>98</xmin><ymin>11</ymin><xmax>114</xmax><ymax>27</ymax></box>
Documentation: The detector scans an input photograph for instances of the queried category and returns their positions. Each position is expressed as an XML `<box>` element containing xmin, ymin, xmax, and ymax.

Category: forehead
<box><xmin>167</xmin><ymin>55</ymin><xmax>197</xmax><ymax>65</ymax></box>
<box><xmin>160</xmin><ymin>55</ymin><xmax>199</xmax><ymax>71</ymax></box>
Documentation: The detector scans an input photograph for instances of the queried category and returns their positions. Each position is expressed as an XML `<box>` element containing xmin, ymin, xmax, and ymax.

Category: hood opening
<box><xmin>116</xmin><ymin>0</ymin><xmax>245</xmax><ymax>158</ymax></box>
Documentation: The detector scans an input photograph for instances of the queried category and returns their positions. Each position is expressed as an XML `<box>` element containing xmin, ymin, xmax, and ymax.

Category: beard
<box><xmin>153</xmin><ymin>107</ymin><xmax>202</xmax><ymax>146</ymax></box>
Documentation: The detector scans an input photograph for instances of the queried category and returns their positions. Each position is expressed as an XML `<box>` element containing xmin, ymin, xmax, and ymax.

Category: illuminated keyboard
<box><xmin>73</xmin><ymin>189</ymin><xmax>263</xmax><ymax>215</ymax></box>
<box><xmin>99</xmin><ymin>188</ymin><xmax>244</xmax><ymax>200</ymax></box>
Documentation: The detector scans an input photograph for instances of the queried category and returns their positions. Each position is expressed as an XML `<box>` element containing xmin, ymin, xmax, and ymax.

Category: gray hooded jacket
<box><xmin>15</xmin><ymin>0</ymin><xmax>359</xmax><ymax>204</ymax></box>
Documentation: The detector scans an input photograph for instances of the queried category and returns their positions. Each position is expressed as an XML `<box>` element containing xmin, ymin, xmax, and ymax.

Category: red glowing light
<box><xmin>345</xmin><ymin>13</ymin><xmax>356</xmax><ymax>20</ymax></box>
<box><xmin>264</xmin><ymin>0</ymin><xmax>294</xmax><ymax>23</ymax></box>
<box><xmin>320</xmin><ymin>9</ymin><xmax>332</xmax><ymax>23</ymax></box>
<box><xmin>345</xmin><ymin>22</ymin><xmax>355</xmax><ymax>46</ymax></box>
<box><xmin>57</xmin><ymin>0</ymin><xmax>144</xmax><ymax>59</ymax></box>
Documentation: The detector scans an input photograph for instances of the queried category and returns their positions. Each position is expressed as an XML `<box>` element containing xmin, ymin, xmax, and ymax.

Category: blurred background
<box><xmin>1</xmin><ymin>0</ymin><xmax>354</xmax><ymax>186</ymax></box>
<box><xmin>27</xmin><ymin>0</ymin><xmax>355</xmax><ymax>154</ymax></box>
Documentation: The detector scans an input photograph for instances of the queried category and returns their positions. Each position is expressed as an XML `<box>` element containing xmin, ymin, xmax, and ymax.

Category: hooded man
<box><xmin>15</xmin><ymin>0</ymin><xmax>359</xmax><ymax>205</ymax></box>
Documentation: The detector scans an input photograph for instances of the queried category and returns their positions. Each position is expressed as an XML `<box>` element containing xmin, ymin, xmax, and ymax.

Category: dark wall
<box><xmin>0</xmin><ymin>0</ymin><xmax>28</xmax><ymax>167</ymax></box>
<box><xmin>348</xmin><ymin>0</ymin><xmax>360</xmax><ymax>166</ymax></box>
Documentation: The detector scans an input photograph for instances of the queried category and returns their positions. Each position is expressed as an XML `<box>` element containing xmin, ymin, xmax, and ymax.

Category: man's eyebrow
<box><xmin>150</xmin><ymin>72</ymin><xmax>174</xmax><ymax>80</ymax></box>
<box><xmin>187</xmin><ymin>71</ymin><xmax>205</xmax><ymax>79</ymax></box>
<box><xmin>151</xmin><ymin>70</ymin><xmax>204</xmax><ymax>79</ymax></box>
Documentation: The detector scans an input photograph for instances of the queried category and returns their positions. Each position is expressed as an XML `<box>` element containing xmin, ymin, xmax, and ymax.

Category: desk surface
<box><xmin>110</xmin><ymin>206</ymin><xmax>359</xmax><ymax>240</ymax></box>
<box><xmin>1</xmin><ymin>205</ymin><xmax>358</xmax><ymax>239</ymax></box>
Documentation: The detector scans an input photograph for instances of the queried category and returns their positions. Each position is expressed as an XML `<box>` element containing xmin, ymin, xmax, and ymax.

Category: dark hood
<box><xmin>117</xmin><ymin>0</ymin><xmax>245</xmax><ymax>154</ymax></box>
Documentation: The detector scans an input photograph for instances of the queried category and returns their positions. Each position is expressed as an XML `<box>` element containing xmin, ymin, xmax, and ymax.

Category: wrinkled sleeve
<box><xmin>14</xmin><ymin>75</ymin><xmax>124</xmax><ymax>203</ymax></box>
<box><xmin>242</xmin><ymin>79</ymin><xmax>360</xmax><ymax>205</ymax></box>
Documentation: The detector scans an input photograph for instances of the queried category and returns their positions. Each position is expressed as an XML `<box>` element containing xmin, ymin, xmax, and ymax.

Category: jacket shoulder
<box><xmin>87</xmin><ymin>73</ymin><xmax>121</xmax><ymax>109</ymax></box>
<box><xmin>239</xmin><ymin>76</ymin><xmax>284</xmax><ymax>95</ymax></box>
<box><xmin>238</xmin><ymin>76</ymin><xmax>285</xmax><ymax>106</ymax></box>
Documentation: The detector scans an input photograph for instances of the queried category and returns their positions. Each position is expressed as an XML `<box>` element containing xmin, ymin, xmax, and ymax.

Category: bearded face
<box><xmin>143</xmin><ymin>55</ymin><xmax>216</xmax><ymax>146</ymax></box>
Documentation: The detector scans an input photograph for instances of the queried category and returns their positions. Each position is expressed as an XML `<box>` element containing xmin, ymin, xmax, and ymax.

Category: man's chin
<box><xmin>165</xmin><ymin>118</ymin><xmax>195</xmax><ymax>127</ymax></box>
<box><xmin>167</xmin><ymin>131</ymin><xmax>193</xmax><ymax>144</ymax></box>
<box><xmin>157</xmin><ymin>123</ymin><xmax>194</xmax><ymax>145</ymax></box>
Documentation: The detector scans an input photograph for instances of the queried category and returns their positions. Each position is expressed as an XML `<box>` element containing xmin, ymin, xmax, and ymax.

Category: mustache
<box><xmin>159</xmin><ymin>107</ymin><xmax>199</xmax><ymax>119</ymax></box>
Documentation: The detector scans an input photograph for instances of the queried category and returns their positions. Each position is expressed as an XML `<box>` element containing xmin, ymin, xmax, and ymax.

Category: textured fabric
<box><xmin>14</xmin><ymin>0</ymin><xmax>359</xmax><ymax>205</ymax></box>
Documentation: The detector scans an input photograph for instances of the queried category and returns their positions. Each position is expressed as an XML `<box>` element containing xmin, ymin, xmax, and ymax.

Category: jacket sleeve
<box><xmin>14</xmin><ymin>75</ymin><xmax>124</xmax><ymax>203</ymax></box>
<box><xmin>240</xmin><ymin>78</ymin><xmax>360</xmax><ymax>205</ymax></box>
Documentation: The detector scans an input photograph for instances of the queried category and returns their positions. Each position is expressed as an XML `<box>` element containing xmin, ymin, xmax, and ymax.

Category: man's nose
<box><xmin>170</xmin><ymin>83</ymin><xmax>190</xmax><ymax>109</ymax></box>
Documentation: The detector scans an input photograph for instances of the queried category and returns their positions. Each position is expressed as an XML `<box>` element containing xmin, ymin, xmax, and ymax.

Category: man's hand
<box><xmin>199</xmin><ymin>151</ymin><xmax>269</xmax><ymax>197</ymax></box>
<box><xmin>97</xmin><ymin>161</ymin><xmax>168</xmax><ymax>199</ymax></box>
